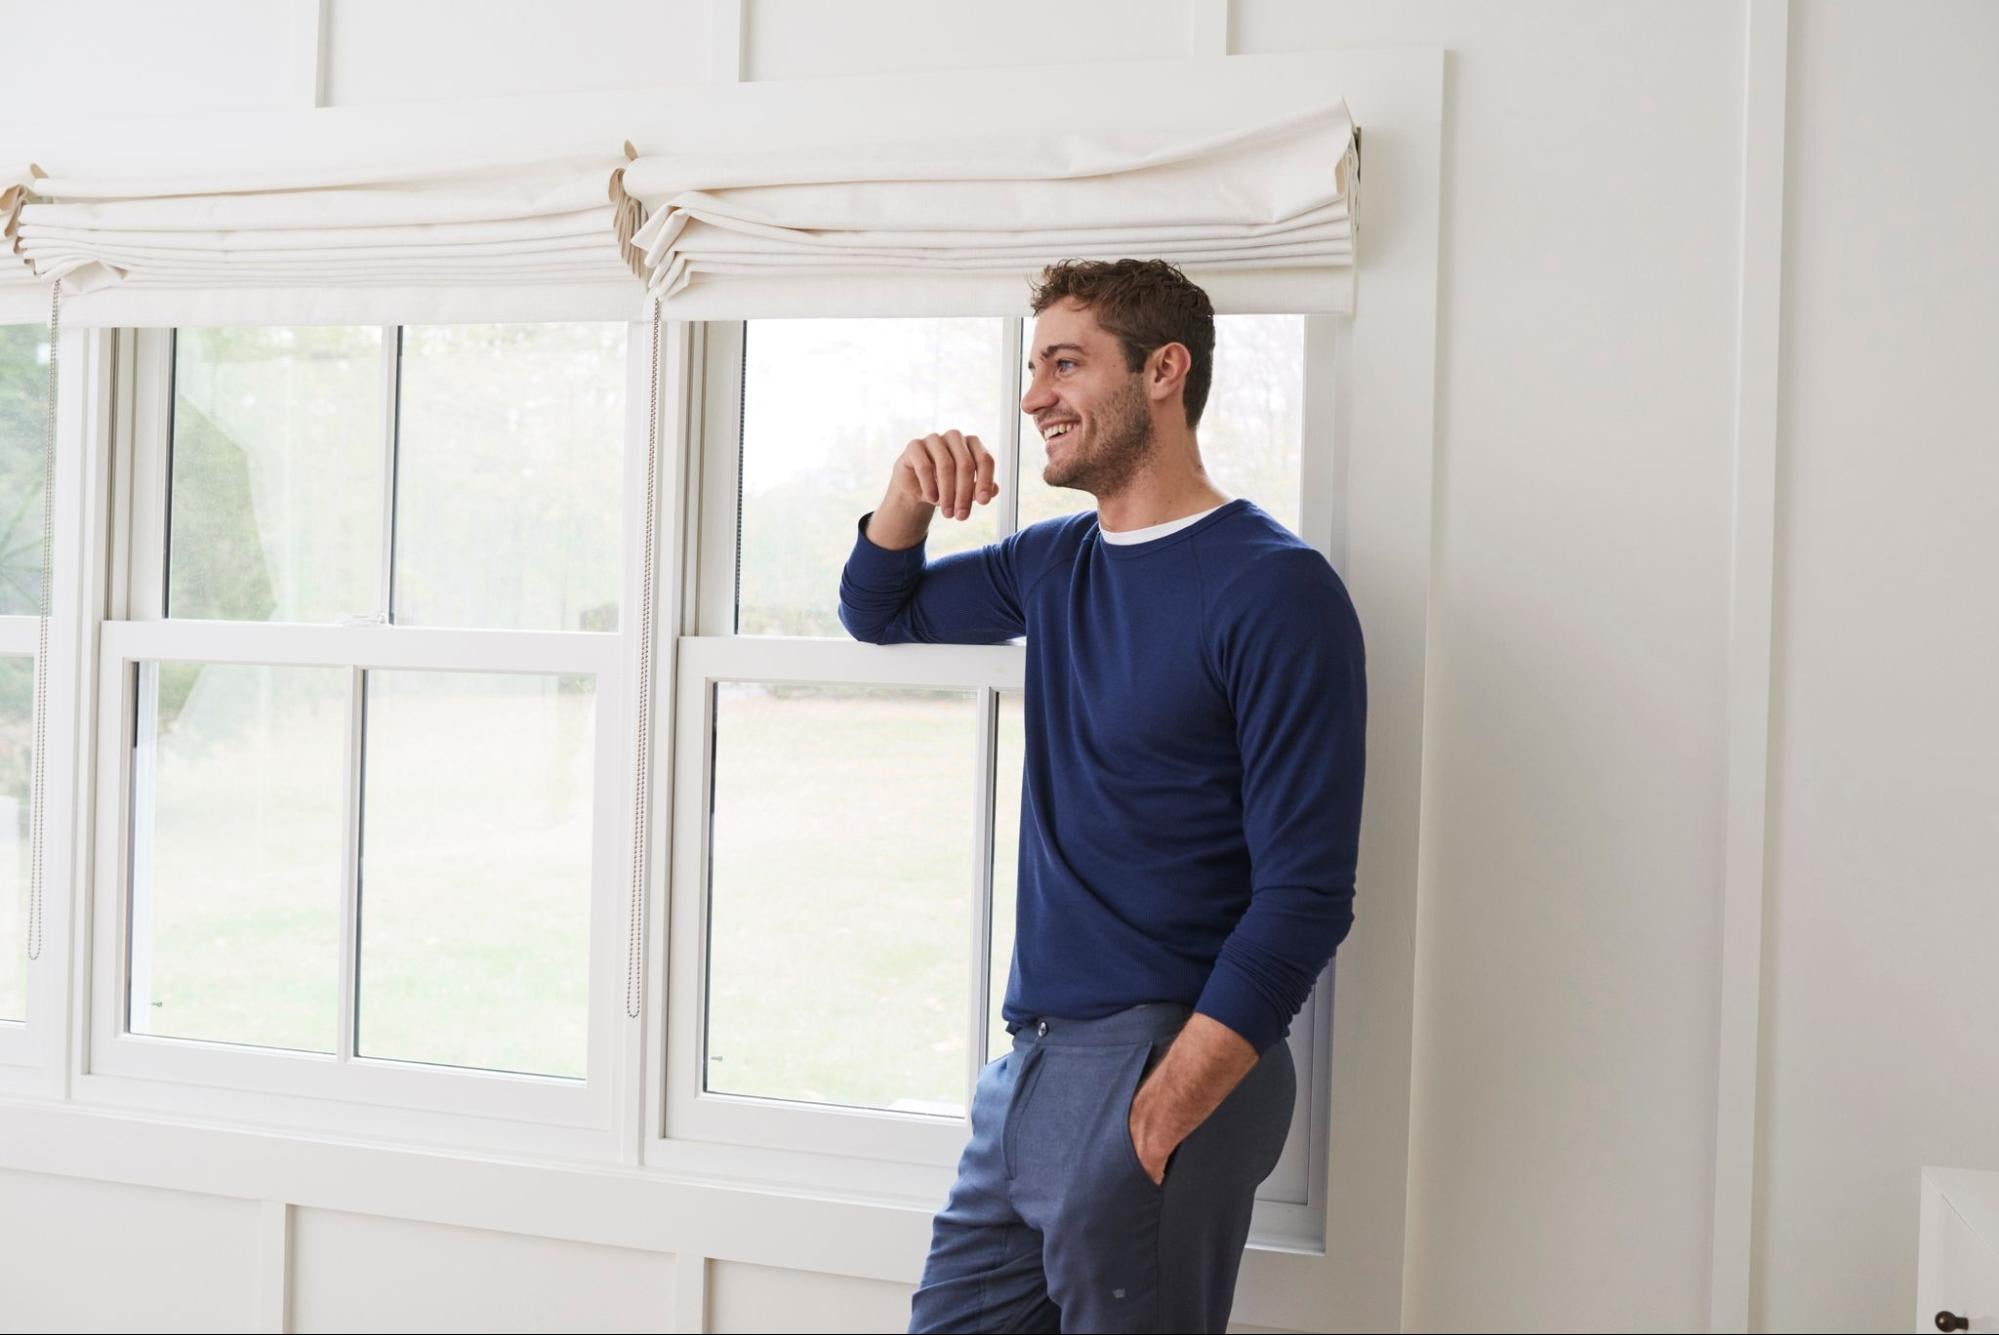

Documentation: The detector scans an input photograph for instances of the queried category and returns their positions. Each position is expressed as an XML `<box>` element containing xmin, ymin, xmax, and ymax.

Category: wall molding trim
<box><xmin>1708</xmin><ymin>1</ymin><xmax>1790</xmax><ymax>1329</ymax></box>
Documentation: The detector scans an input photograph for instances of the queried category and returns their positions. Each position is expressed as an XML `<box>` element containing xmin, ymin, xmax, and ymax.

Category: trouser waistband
<box><xmin>1007</xmin><ymin>1001</ymin><xmax>1194</xmax><ymax>1046</ymax></box>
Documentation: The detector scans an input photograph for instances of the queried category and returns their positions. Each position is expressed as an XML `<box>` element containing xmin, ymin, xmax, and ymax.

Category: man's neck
<box><xmin>1095</xmin><ymin>477</ymin><xmax>1233</xmax><ymax>533</ymax></box>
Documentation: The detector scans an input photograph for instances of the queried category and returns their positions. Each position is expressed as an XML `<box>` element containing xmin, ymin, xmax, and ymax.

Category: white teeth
<box><xmin>1043</xmin><ymin>423</ymin><xmax>1074</xmax><ymax>441</ymax></box>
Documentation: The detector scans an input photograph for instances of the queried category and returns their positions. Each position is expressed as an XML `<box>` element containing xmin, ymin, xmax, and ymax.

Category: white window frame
<box><xmin>63</xmin><ymin>324</ymin><xmax>653</xmax><ymax>1159</ymax></box>
<box><xmin>645</xmin><ymin>315</ymin><xmax>1348</xmax><ymax>1244</ymax></box>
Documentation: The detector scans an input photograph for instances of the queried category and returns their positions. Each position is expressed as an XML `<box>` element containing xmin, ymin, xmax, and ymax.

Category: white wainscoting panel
<box><xmin>289</xmin><ymin>1207</ymin><xmax>673</xmax><ymax>1333</ymax></box>
<box><xmin>0</xmin><ymin>1167</ymin><xmax>262</xmax><ymax>1332</ymax></box>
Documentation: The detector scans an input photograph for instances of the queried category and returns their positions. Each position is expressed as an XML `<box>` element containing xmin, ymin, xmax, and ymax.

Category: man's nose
<box><xmin>1021</xmin><ymin>376</ymin><xmax>1054</xmax><ymax>416</ymax></box>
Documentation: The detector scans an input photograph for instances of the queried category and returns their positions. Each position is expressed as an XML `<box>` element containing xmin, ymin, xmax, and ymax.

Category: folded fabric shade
<box><xmin>1</xmin><ymin>88</ymin><xmax>1359</xmax><ymax>325</ymax></box>
<box><xmin>621</xmin><ymin>98</ymin><xmax>1359</xmax><ymax>318</ymax></box>
<box><xmin>0</xmin><ymin>152</ymin><xmax>644</xmax><ymax>326</ymax></box>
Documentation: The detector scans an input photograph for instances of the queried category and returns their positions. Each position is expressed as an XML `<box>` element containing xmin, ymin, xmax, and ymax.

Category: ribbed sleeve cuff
<box><xmin>845</xmin><ymin>509</ymin><xmax>925</xmax><ymax>579</ymax></box>
<box><xmin>1192</xmin><ymin>962</ymin><xmax>1291</xmax><ymax>1058</ymax></box>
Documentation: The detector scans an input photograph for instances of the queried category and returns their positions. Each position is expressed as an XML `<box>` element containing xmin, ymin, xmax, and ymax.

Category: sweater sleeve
<box><xmin>836</xmin><ymin>510</ymin><xmax>1044</xmax><ymax>645</ymax></box>
<box><xmin>1193</xmin><ymin>548</ymin><xmax>1367</xmax><ymax>1055</ymax></box>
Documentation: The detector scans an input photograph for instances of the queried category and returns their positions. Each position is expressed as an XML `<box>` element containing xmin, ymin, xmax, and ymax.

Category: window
<box><xmin>88</xmin><ymin>322</ymin><xmax>634</xmax><ymax>1136</ymax></box>
<box><xmin>0</xmin><ymin>323</ymin><xmax>53</xmax><ymax>1027</ymax></box>
<box><xmin>661</xmin><ymin>315</ymin><xmax>1334</xmax><ymax>1229</ymax></box>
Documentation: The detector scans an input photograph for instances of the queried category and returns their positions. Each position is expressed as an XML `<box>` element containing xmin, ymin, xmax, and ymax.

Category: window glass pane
<box><xmin>357</xmin><ymin>670</ymin><xmax>594</xmax><ymax>1079</ymax></box>
<box><xmin>0</xmin><ymin>654</ymin><xmax>32</xmax><ymax>1020</ymax></box>
<box><xmin>706</xmin><ymin>682</ymin><xmax>975</xmax><ymax>1114</ymax></box>
<box><xmin>986</xmin><ymin>689</ymin><xmax>1025</xmax><ymax>1063</ymax></box>
<box><xmin>1</xmin><ymin>323</ymin><xmax>53</xmax><ymax>616</ymax></box>
<box><xmin>169</xmin><ymin>326</ymin><xmax>386</xmax><ymax>622</ymax></box>
<box><xmin>738</xmin><ymin>319</ymin><xmax>1007</xmax><ymax>636</ymax></box>
<box><xmin>393</xmin><ymin>323</ymin><xmax>626</xmax><ymax>633</ymax></box>
<box><xmin>1017</xmin><ymin>315</ymin><xmax>1305</xmax><ymax>534</ymax></box>
<box><xmin>1197</xmin><ymin>314</ymin><xmax>1306</xmax><ymax>536</ymax></box>
<box><xmin>128</xmin><ymin>661</ymin><xmax>347</xmax><ymax>1052</ymax></box>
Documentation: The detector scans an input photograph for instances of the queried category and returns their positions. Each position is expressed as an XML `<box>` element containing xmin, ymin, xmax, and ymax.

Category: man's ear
<box><xmin>1146</xmin><ymin>342</ymin><xmax>1192</xmax><ymax>410</ymax></box>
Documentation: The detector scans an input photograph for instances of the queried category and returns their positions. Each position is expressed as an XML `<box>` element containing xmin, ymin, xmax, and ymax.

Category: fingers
<box><xmin>950</xmin><ymin>431</ymin><xmax>976</xmax><ymax>519</ymax></box>
<box><xmin>904</xmin><ymin>440</ymin><xmax>941</xmax><ymax>508</ymax></box>
<box><xmin>923</xmin><ymin>434</ymin><xmax>956</xmax><ymax>515</ymax></box>
<box><xmin>903</xmin><ymin>431</ymin><xmax>1004</xmax><ymax>520</ymax></box>
<box><xmin>973</xmin><ymin>440</ymin><xmax>998</xmax><ymax>509</ymax></box>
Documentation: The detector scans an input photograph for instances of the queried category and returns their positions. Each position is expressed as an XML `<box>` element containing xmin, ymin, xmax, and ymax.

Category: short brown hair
<box><xmin>1028</xmin><ymin>258</ymin><xmax>1216</xmax><ymax>430</ymax></box>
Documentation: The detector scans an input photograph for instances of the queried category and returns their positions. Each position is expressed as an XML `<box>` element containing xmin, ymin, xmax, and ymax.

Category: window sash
<box><xmin>86</xmin><ymin>619</ymin><xmax>623</xmax><ymax>1127</ymax></box>
<box><xmin>658</xmin><ymin>316</ymin><xmax>1341</xmax><ymax>1231</ymax></box>
<box><xmin>662</xmin><ymin>634</ymin><xmax>1018</xmax><ymax>1164</ymax></box>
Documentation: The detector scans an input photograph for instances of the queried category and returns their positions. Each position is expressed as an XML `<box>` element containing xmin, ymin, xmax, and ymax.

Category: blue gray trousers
<box><xmin>908</xmin><ymin>1001</ymin><xmax>1295</xmax><ymax>1333</ymax></box>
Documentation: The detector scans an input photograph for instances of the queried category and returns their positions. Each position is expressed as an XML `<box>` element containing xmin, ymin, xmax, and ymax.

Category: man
<box><xmin>837</xmin><ymin>258</ymin><xmax>1367</xmax><ymax>1333</ymax></box>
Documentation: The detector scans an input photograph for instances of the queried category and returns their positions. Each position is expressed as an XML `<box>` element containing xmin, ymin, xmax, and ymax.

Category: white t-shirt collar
<box><xmin>1096</xmin><ymin>501</ymin><xmax>1230</xmax><ymax>545</ymax></box>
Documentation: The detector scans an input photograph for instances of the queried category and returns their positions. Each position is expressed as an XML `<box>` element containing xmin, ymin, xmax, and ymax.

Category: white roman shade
<box><xmin>0</xmin><ymin>152</ymin><xmax>645</xmax><ymax>326</ymax></box>
<box><xmin>622</xmin><ymin>98</ymin><xmax>1359</xmax><ymax>319</ymax></box>
<box><xmin>2</xmin><ymin>57</ymin><xmax>1366</xmax><ymax>326</ymax></box>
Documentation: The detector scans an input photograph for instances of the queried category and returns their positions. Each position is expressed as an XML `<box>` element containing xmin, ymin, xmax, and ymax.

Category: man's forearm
<box><xmin>864</xmin><ymin>492</ymin><xmax>934</xmax><ymax>551</ymax></box>
<box><xmin>1129</xmin><ymin>1012</ymin><xmax>1260</xmax><ymax>1172</ymax></box>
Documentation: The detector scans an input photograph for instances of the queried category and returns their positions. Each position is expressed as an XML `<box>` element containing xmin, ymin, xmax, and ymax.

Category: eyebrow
<box><xmin>1026</xmin><ymin>342</ymin><xmax>1086</xmax><ymax>371</ymax></box>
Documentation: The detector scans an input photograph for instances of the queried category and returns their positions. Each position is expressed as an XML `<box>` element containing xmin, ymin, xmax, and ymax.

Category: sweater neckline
<box><xmin>1091</xmin><ymin>497</ymin><xmax>1252</xmax><ymax>558</ymax></box>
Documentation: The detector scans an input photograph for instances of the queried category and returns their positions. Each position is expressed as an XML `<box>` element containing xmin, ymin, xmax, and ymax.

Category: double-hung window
<box><xmin>660</xmin><ymin>313</ymin><xmax>1341</xmax><ymax>1236</ymax></box>
<box><xmin>85</xmin><ymin>321</ymin><xmax>641</xmax><ymax>1152</ymax></box>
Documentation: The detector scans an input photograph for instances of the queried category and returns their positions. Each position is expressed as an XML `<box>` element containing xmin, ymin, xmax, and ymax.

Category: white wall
<box><xmin>1758</xmin><ymin>3</ymin><xmax>1999</xmax><ymax>1332</ymax></box>
<box><xmin>1231</xmin><ymin>5</ymin><xmax>1742</xmax><ymax>1330</ymax></box>
<box><xmin>289</xmin><ymin>1208</ymin><xmax>674</xmax><ymax>1333</ymax></box>
<box><xmin>0</xmin><ymin>1168</ymin><xmax>265</xmax><ymax>1332</ymax></box>
<box><xmin>0</xmin><ymin>2</ymin><xmax>1991</xmax><ymax>1331</ymax></box>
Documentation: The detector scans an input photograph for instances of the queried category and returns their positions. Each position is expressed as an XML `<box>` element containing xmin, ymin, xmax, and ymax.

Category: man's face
<box><xmin>1022</xmin><ymin>297</ymin><xmax>1156</xmax><ymax>497</ymax></box>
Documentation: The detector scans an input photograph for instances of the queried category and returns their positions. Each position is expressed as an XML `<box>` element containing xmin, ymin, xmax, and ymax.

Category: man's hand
<box><xmin>865</xmin><ymin>429</ymin><xmax>1002</xmax><ymax>551</ymax></box>
<box><xmin>1127</xmin><ymin>1013</ymin><xmax>1260</xmax><ymax>1186</ymax></box>
<box><xmin>896</xmin><ymin>429</ymin><xmax>1001</xmax><ymax>522</ymax></box>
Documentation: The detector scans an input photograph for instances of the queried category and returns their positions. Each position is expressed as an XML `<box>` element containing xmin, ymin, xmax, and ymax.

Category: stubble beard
<box><xmin>1043</xmin><ymin>373</ymin><xmax>1155</xmax><ymax>498</ymax></box>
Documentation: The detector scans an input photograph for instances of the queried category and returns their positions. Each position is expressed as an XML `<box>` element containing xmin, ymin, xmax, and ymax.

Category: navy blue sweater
<box><xmin>837</xmin><ymin>497</ymin><xmax>1365</xmax><ymax>1056</ymax></box>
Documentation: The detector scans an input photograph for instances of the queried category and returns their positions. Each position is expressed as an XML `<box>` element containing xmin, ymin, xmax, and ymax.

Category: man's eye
<box><xmin>1056</xmin><ymin>359</ymin><xmax>1076</xmax><ymax>371</ymax></box>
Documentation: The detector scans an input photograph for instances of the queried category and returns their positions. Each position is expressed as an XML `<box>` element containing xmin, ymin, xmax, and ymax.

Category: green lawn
<box><xmin>705</xmin><ymin>685</ymin><xmax>1023</xmax><ymax>1114</ymax></box>
<box><xmin>112</xmin><ymin>668</ymin><xmax>1024</xmax><ymax>1116</ymax></box>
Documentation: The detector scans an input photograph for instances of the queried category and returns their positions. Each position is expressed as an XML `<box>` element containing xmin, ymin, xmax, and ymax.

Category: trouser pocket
<box><xmin>1114</xmin><ymin>1038</ymin><xmax>1169</xmax><ymax>1190</ymax></box>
